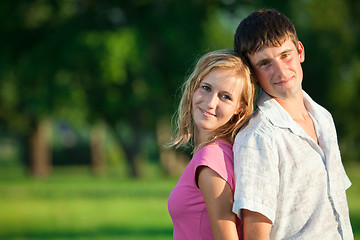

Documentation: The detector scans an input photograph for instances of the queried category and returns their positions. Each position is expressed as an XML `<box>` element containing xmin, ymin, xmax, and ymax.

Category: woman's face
<box><xmin>192</xmin><ymin>68</ymin><xmax>243</xmax><ymax>141</ymax></box>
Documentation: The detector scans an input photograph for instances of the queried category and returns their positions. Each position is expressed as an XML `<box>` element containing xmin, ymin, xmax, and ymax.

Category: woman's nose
<box><xmin>206</xmin><ymin>93</ymin><xmax>218</xmax><ymax>109</ymax></box>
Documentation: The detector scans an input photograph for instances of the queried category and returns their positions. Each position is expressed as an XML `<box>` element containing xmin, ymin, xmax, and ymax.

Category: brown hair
<box><xmin>234</xmin><ymin>9</ymin><xmax>299</xmax><ymax>63</ymax></box>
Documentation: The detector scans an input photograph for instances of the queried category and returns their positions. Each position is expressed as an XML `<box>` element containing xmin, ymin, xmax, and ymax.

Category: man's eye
<box><xmin>260</xmin><ymin>61</ymin><xmax>270</xmax><ymax>67</ymax></box>
<box><xmin>281</xmin><ymin>53</ymin><xmax>290</xmax><ymax>59</ymax></box>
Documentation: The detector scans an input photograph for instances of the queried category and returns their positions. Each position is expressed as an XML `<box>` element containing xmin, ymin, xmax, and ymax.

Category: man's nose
<box><xmin>273</xmin><ymin>60</ymin><xmax>288</xmax><ymax>78</ymax></box>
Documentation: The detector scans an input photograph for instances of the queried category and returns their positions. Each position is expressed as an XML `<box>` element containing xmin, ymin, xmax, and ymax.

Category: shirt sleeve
<box><xmin>324</xmin><ymin>112</ymin><xmax>352</xmax><ymax>191</ymax></box>
<box><xmin>232</xmin><ymin>132</ymin><xmax>279</xmax><ymax>223</ymax></box>
<box><xmin>192</xmin><ymin>142</ymin><xmax>235</xmax><ymax>192</ymax></box>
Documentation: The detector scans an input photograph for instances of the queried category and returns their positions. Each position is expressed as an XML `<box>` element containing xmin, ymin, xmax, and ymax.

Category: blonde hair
<box><xmin>169</xmin><ymin>49</ymin><xmax>255</xmax><ymax>151</ymax></box>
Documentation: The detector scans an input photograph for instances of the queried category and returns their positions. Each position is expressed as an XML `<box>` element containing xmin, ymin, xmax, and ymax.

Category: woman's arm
<box><xmin>197</xmin><ymin>166</ymin><xmax>239</xmax><ymax>240</ymax></box>
<box><xmin>242</xmin><ymin>209</ymin><xmax>272</xmax><ymax>240</ymax></box>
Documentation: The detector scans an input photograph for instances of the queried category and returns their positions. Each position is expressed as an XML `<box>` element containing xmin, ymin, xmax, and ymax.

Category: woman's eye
<box><xmin>220</xmin><ymin>94</ymin><xmax>231</xmax><ymax>101</ymax></box>
<box><xmin>201</xmin><ymin>85</ymin><xmax>211</xmax><ymax>91</ymax></box>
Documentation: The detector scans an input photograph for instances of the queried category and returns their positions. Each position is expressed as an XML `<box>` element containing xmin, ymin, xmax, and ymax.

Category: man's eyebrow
<box><xmin>255</xmin><ymin>48</ymin><xmax>295</xmax><ymax>67</ymax></box>
<box><xmin>281</xmin><ymin>49</ymin><xmax>293</xmax><ymax>55</ymax></box>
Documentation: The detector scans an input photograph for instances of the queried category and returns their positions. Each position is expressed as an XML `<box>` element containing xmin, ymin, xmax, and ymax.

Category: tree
<box><xmin>1</xmin><ymin>0</ymin><xmax>359</xmax><ymax>179</ymax></box>
<box><xmin>0</xmin><ymin>0</ymin><xmax>223</xmax><ymax>177</ymax></box>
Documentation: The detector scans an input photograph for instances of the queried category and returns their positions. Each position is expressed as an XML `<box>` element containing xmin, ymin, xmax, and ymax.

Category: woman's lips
<box><xmin>200</xmin><ymin>108</ymin><xmax>216</xmax><ymax>117</ymax></box>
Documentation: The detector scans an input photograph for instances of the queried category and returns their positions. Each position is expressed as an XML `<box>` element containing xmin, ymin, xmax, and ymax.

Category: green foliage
<box><xmin>0</xmin><ymin>0</ymin><xmax>360</xmax><ymax>176</ymax></box>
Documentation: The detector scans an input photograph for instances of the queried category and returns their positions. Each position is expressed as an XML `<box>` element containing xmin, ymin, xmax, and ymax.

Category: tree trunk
<box><xmin>156</xmin><ymin>117</ymin><xmax>189</xmax><ymax>176</ymax></box>
<box><xmin>29</xmin><ymin>119</ymin><xmax>52</xmax><ymax>178</ymax></box>
<box><xmin>109</xmin><ymin>122</ymin><xmax>142</xmax><ymax>178</ymax></box>
<box><xmin>90</xmin><ymin>122</ymin><xmax>106</xmax><ymax>176</ymax></box>
<box><xmin>120</xmin><ymin>130</ymin><xmax>142</xmax><ymax>178</ymax></box>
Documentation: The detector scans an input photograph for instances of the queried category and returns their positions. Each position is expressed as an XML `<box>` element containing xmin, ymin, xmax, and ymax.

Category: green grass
<box><xmin>345</xmin><ymin>162</ymin><xmax>360</xmax><ymax>239</ymax></box>
<box><xmin>0</xmin><ymin>163</ymin><xmax>359</xmax><ymax>240</ymax></box>
<box><xmin>0</xmin><ymin>166</ymin><xmax>178</xmax><ymax>240</ymax></box>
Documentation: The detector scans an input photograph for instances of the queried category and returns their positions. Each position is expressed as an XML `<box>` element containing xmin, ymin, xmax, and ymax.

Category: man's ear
<box><xmin>298</xmin><ymin>41</ymin><xmax>305</xmax><ymax>63</ymax></box>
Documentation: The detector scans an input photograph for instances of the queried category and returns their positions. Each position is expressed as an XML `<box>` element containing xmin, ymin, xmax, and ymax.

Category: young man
<box><xmin>232</xmin><ymin>9</ymin><xmax>353</xmax><ymax>239</ymax></box>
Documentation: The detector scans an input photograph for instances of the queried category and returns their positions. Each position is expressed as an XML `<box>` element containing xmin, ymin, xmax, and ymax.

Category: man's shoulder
<box><xmin>235</xmin><ymin>109</ymin><xmax>276</xmax><ymax>146</ymax></box>
<box><xmin>240</xmin><ymin>109</ymin><xmax>275</xmax><ymax>135</ymax></box>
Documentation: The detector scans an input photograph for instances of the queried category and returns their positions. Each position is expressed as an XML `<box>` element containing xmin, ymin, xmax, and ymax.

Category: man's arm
<box><xmin>242</xmin><ymin>209</ymin><xmax>272</xmax><ymax>240</ymax></box>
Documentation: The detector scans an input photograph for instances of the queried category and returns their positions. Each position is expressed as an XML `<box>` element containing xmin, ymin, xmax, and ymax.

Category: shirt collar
<box><xmin>257</xmin><ymin>89</ymin><xmax>321</xmax><ymax>137</ymax></box>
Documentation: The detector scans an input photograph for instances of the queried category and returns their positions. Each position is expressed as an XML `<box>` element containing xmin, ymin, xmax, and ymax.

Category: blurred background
<box><xmin>0</xmin><ymin>0</ymin><xmax>359</xmax><ymax>239</ymax></box>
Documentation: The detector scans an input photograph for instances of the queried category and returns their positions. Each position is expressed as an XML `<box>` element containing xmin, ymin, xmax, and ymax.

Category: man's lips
<box><xmin>274</xmin><ymin>76</ymin><xmax>293</xmax><ymax>86</ymax></box>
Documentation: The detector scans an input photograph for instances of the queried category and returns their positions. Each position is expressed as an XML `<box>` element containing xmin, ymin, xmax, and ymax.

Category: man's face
<box><xmin>248</xmin><ymin>39</ymin><xmax>305</xmax><ymax>100</ymax></box>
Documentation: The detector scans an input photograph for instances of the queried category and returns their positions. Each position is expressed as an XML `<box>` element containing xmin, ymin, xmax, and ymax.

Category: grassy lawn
<box><xmin>0</xmin><ymin>163</ymin><xmax>359</xmax><ymax>240</ymax></box>
<box><xmin>345</xmin><ymin>162</ymin><xmax>360</xmax><ymax>239</ymax></box>
<box><xmin>0</xmin><ymin>167</ymin><xmax>178</xmax><ymax>240</ymax></box>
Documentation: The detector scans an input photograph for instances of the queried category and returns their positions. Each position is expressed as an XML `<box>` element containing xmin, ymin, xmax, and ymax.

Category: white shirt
<box><xmin>233</xmin><ymin>90</ymin><xmax>353</xmax><ymax>239</ymax></box>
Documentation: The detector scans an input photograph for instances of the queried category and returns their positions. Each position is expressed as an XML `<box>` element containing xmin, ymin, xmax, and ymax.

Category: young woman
<box><xmin>168</xmin><ymin>49</ymin><xmax>255</xmax><ymax>240</ymax></box>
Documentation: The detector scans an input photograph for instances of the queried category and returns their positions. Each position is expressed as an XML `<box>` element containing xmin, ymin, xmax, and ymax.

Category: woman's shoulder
<box><xmin>200</xmin><ymin>140</ymin><xmax>232</xmax><ymax>152</ymax></box>
<box><xmin>195</xmin><ymin>140</ymin><xmax>233</xmax><ymax>161</ymax></box>
<box><xmin>193</xmin><ymin>140</ymin><xmax>235</xmax><ymax>189</ymax></box>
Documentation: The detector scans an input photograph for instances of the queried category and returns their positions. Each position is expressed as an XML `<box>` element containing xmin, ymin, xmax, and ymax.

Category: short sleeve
<box><xmin>232</xmin><ymin>132</ymin><xmax>279</xmax><ymax>223</ymax></box>
<box><xmin>192</xmin><ymin>142</ymin><xmax>235</xmax><ymax>192</ymax></box>
<box><xmin>323</xmin><ymin>113</ymin><xmax>352</xmax><ymax>192</ymax></box>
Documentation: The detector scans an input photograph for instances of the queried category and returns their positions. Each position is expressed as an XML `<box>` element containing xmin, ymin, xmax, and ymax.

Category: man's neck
<box><xmin>274</xmin><ymin>93</ymin><xmax>319</xmax><ymax>144</ymax></box>
<box><xmin>273</xmin><ymin>92</ymin><xmax>307</xmax><ymax>120</ymax></box>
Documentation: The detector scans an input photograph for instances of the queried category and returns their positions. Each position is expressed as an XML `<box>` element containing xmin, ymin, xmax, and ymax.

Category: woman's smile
<box><xmin>199</xmin><ymin>107</ymin><xmax>216</xmax><ymax>117</ymax></box>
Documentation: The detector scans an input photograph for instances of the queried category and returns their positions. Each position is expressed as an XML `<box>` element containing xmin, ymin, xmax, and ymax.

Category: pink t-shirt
<box><xmin>168</xmin><ymin>141</ymin><xmax>242</xmax><ymax>240</ymax></box>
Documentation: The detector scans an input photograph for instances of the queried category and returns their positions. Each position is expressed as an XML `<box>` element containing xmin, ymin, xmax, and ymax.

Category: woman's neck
<box><xmin>194</xmin><ymin>127</ymin><xmax>214</xmax><ymax>150</ymax></box>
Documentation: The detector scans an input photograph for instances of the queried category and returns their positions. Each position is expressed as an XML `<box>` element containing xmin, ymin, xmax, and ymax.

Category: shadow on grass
<box><xmin>1</xmin><ymin>216</ymin><xmax>359</xmax><ymax>239</ymax></box>
<box><xmin>0</xmin><ymin>227</ymin><xmax>173</xmax><ymax>240</ymax></box>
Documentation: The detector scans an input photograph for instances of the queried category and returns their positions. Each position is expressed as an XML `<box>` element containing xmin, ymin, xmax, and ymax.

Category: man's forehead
<box><xmin>250</xmin><ymin>39</ymin><xmax>297</xmax><ymax>57</ymax></box>
<box><xmin>250</xmin><ymin>37</ymin><xmax>295</xmax><ymax>54</ymax></box>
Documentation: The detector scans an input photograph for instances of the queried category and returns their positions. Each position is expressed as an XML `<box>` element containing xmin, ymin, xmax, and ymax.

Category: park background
<box><xmin>0</xmin><ymin>0</ymin><xmax>359</xmax><ymax>239</ymax></box>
